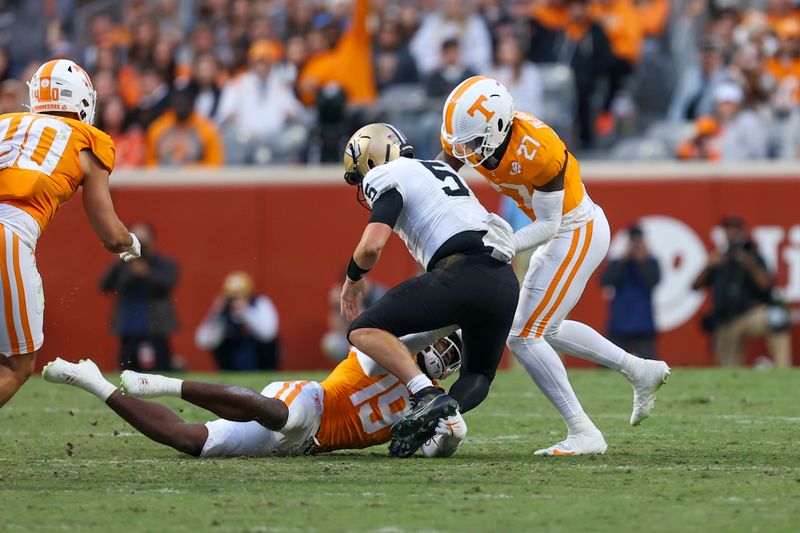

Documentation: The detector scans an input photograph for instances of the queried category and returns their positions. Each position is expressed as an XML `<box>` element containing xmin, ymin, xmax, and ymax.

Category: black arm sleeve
<box><xmin>368</xmin><ymin>188</ymin><xmax>403</xmax><ymax>228</ymax></box>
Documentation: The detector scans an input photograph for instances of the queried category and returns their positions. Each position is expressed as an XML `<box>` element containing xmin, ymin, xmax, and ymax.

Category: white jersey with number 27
<box><xmin>361</xmin><ymin>157</ymin><xmax>510</xmax><ymax>269</ymax></box>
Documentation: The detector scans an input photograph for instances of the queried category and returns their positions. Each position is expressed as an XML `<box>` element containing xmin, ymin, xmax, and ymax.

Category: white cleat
<box><xmin>42</xmin><ymin>357</ymin><xmax>103</xmax><ymax>387</ymax></box>
<box><xmin>120</xmin><ymin>370</ymin><xmax>162</xmax><ymax>398</ymax></box>
<box><xmin>534</xmin><ymin>429</ymin><xmax>608</xmax><ymax>456</ymax></box>
<box><xmin>626</xmin><ymin>359</ymin><xmax>671</xmax><ymax>426</ymax></box>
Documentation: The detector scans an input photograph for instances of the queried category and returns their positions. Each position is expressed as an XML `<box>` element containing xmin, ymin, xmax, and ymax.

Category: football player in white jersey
<box><xmin>40</xmin><ymin>329</ymin><xmax>466</xmax><ymax>458</ymax></box>
<box><xmin>339</xmin><ymin>123</ymin><xmax>520</xmax><ymax>457</ymax></box>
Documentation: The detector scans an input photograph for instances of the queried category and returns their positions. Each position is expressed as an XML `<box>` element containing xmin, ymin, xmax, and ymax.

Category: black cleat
<box><xmin>388</xmin><ymin>436</ymin><xmax>427</xmax><ymax>458</ymax></box>
<box><xmin>390</xmin><ymin>388</ymin><xmax>459</xmax><ymax>441</ymax></box>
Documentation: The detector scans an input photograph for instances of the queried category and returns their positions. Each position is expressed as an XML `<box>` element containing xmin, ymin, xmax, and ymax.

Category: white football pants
<box><xmin>508</xmin><ymin>206</ymin><xmax>633</xmax><ymax>425</ymax></box>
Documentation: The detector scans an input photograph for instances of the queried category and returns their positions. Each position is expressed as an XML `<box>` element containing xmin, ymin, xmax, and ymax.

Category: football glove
<box><xmin>420</xmin><ymin>411</ymin><xmax>467</xmax><ymax>458</ymax></box>
<box><xmin>119</xmin><ymin>233</ymin><xmax>142</xmax><ymax>262</ymax></box>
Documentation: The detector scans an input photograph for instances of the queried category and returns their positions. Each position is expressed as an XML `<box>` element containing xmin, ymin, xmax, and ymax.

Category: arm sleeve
<box><xmin>399</xmin><ymin>325</ymin><xmax>459</xmax><ymax>354</ymax></box>
<box><xmin>85</xmin><ymin>125</ymin><xmax>116</xmax><ymax>173</ymax></box>
<box><xmin>240</xmin><ymin>296</ymin><xmax>279</xmax><ymax>342</ymax></box>
<box><xmin>511</xmin><ymin>190</ymin><xmax>564</xmax><ymax>252</ymax></box>
<box><xmin>368</xmin><ymin>188</ymin><xmax>403</xmax><ymax>227</ymax></box>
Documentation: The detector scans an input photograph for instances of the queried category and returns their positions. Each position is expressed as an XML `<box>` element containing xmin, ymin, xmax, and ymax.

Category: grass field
<box><xmin>1</xmin><ymin>367</ymin><xmax>798</xmax><ymax>532</ymax></box>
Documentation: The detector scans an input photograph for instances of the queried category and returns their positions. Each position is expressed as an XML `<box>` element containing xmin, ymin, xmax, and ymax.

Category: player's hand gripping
<box><xmin>340</xmin><ymin>277</ymin><xmax>366</xmax><ymax>321</ymax></box>
<box><xmin>118</xmin><ymin>233</ymin><xmax>142</xmax><ymax>262</ymax></box>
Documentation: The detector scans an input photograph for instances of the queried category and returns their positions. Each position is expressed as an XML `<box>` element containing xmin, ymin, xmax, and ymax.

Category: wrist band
<box><xmin>347</xmin><ymin>256</ymin><xmax>370</xmax><ymax>281</ymax></box>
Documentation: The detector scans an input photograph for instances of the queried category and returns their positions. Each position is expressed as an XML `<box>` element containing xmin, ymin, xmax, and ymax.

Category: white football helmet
<box><xmin>441</xmin><ymin>76</ymin><xmax>514</xmax><ymax>167</ymax></box>
<box><xmin>28</xmin><ymin>59</ymin><xmax>97</xmax><ymax>125</ymax></box>
<box><xmin>417</xmin><ymin>331</ymin><xmax>462</xmax><ymax>380</ymax></box>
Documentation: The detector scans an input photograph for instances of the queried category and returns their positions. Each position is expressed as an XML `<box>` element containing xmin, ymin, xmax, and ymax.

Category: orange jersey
<box><xmin>0</xmin><ymin>112</ymin><xmax>115</xmax><ymax>232</ymax></box>
<box><xmin>444</xmin><ymin>111</ymin><xmax>585</xmax><ymax>221</ymax></box>
<box><xmin>314</xmin><ymin>350</ymin><xmax>411</xmax><ymax>453</ymax></box>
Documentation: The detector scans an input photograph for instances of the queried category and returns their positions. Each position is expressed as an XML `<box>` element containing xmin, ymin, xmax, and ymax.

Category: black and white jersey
<box><xmin>361</xmin><ymin>158</ymin><xmax>511</xmax><ymax>268</ymax></box>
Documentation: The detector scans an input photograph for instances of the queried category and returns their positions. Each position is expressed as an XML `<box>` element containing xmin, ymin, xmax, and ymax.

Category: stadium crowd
<box><xmin>0</xmin><ymin>0</ymin><xmax>799</xmax><ymax>165</ymax></box>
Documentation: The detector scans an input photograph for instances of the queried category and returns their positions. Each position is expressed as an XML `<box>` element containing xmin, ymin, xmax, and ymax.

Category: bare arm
<box><xmin>353</xmin><ymin>222</ymin><xmax>393</xmax><ymax>271</ymax></box>
<box><xmin>80</xmin><ymin>150</ymin><xmax>133</xmax><ymax>253</ymax></box>
<box><xmin>340</xmin><ymin>222</ymin><xmax>393</xmax><ymax>321</ymax></box>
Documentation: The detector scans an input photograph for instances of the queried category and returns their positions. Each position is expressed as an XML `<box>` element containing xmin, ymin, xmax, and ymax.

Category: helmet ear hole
<box><xmin>498</xmin><ymin>118</ymin><xmax>504</xmax><ymax>132</ymax></box>
<box><xmin>367</xmin><ymin>159</ymin><xmax>375</xmax><ymax>169</ymax></box>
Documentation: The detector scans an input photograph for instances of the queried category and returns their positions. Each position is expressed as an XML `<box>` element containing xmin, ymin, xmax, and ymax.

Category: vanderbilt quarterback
<box><xmin>0</xmin><ymin>59</ymin><xmax>140</xmax><ymax>409</ymax></box>
<box><xmin>41</xmin><ymin>330</ymin><xmax>466</xmax><ymax>458</ymax></box>
<box><xmin>339</xmin><ymin>123</ymin><xmax>519</xmax><ymax>457</ymax></box>
<box><xmin>438</xmin><ymin>76</ymin><xmax>670</xmax><ymax>456</ymax></box>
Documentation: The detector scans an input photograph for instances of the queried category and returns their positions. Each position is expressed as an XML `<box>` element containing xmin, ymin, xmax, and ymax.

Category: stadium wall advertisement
<box><xmin>35</xmin><ymin>163</ymin><xmax>800</xmax><ymax>371</ymax></box>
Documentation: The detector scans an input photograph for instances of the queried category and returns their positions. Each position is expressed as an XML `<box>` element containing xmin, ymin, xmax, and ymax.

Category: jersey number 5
<box><xmin>419</xmin><ymin>160</ymin><xmax>470</xmax><ymax>197</ymax></box>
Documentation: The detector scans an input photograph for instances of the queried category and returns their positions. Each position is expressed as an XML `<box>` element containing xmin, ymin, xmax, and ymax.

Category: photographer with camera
<box><xmin>195</xmin><ymin>271</ymin><xmax>280</xmax><ymax>371</ymax></box>
<box><xmin>692</xmin><ymin>216</ymin><xmax>792</xmax><ymax>367</ymax></box>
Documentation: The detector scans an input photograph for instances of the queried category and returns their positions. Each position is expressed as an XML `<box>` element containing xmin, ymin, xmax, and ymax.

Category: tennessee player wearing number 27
<box><xmin>439</xmin><ymin>76</ymin><xmax>671</xmax><ymax>456</ymax></box>
<box><xmin>0</xmin><ymin>59</ymin><xmax>141</xmax><ymax>410</ymax></box>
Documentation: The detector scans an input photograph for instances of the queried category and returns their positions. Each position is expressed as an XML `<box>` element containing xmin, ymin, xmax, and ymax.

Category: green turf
<box><xmin>1</xmin><ymin>368</ymin><xmax>798</xmax><ymax>533</ymax></box>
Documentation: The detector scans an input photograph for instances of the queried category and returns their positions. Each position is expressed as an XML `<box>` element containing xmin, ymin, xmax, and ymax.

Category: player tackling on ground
<box><xmin>339</xmin><ymin>123</ymin><xmax>519</xmax><ymax>457</ymax></box>
<box><xmin>42</xmin><ymin>331</ymin><xmax>465</xmax><ymax>457</ymax></box>
<box><xmin>0</xmin><ymin>59</ymin><xmax>140</xmax><ymax>409</ymax></box>
<box><xmin>439</xmin><ymin>76</ymin><xmax>671</xmax><ymax>456</ymax></box>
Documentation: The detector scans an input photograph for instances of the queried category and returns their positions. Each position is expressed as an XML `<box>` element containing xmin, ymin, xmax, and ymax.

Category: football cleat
<box><xmin>388</xmin><ymin>437</ymin><xmax>420</xmax><ymax>458</ymax></box>
<box><xmin>534</xmin><ymin>429</ymin><xmax>608</xmax><ymax>457</ymax></box>
<box><xmin>390</xmin><ymin>388</ymin><xmax>459</xmax><ymax>444</ymax></box>
<box><xmin>42</xmin><ymin>357</ymin><xmax>103</xmax><ymax>388</ymax></box>
<box><xmin>626</xmin><ymin>359</ymin><xmax>671</xmax><ymax>426</ymax></box>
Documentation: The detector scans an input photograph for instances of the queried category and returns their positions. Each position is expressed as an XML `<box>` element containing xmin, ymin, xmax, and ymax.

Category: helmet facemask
<box><xmin>417</xmin><ymin>333</ymin><xmax>462</xmax><ymax>380</ymax></box>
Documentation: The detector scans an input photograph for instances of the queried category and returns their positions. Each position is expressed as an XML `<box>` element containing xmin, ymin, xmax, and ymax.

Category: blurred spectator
<box><xmin>528</xmin><ymin>0</ymin><xmax>572</xmax><ymax>64</ymax></box>
<box><xmin>571</xmin><ymin>0</ymin><xmax>644</xmax><ymax>147</ymax></box>
<box><xmin>637</xmin><ymin>0</ymin><xmax>670</xmax><ymax>41</ymax></box>
<box><xmin>217</xmin><ymin>41</ymin><xmax>304</xmax><ymax>164</ymax></box>
<box><xmin>321</xmin><ymin>276</ymin><xmax>386</xmax><ymax>363</ymax></box>
<box><xmin>146</xmin><ymin>88</ymin><xmax>224</xmax><ymax>166</ymax></box>
<box><xmin>678</xmin><ymin>83</ymin><xmax>769</xmax><ymax>161</ymax></box>
<box><xmin>692</xmin><ymin>216</ymin><xmax>791</xmax><ymax>368</ymax></box>
<box><xmin>297</xmin><ymin>0</ymin><xmax>376</xmax><ymax>106</ymax></box>
<box><xmin>100</xmin><ymin>222</ymin><xmax>180</xmax><ymax>371</ymax></box>
<box><xmin>133</xmin><ymin>67</ymin><xmax>172</xmax><ymax>129</ymax></box>
<box><xmin>186</xmin><ymin>53</ymin><xmax>223</xmax><ymax>120</ymax></box>
<box><xmin>668</xmin><ymin>38</ymin><xmax>729</xmax><ymax>122</ymax></box>
<box><xmin>490</xmin><ymin>36</ymin><xmax>544</xmax><ymax>115</ymax></box>
<box><xmin>0</xmin><ymin>49</ymin><xmax>11</xmax><ymax>83</ymax></box>
<box><xmin>601</xmin><ymin>225</ymin><xmax>661</xmax><ymax>360</ymax></box>
<box><xmin>98</xmin><ymin>96</ymin><xmax>146</xmax><ymax>168</ymax></box>
<box><xmin>676</xmin><ymin>116</ymin><xmax>722</xmax><ymax>160</ymax></box>
<box><xmin>0</xmin><ymin>80</ymin><xmax>26</xmax><ymax>115</ymax></box>
<box><xmin>196</xmin><ymin>271</ymin><xmax>280</xmax><ymax>371</ymax></box>
<box><xmin>425</xmin><ymin>38</ymin><xmax>477</xmax><ymax>98</ymax></box>
<box><xmin>373</xmin><ymin>17</ymin><xmax>419</xmax><ymax>91</ymax></box>
<box><xmin>410</xmin><ymin>0</ymin><xmax>492</xmax><ymax>76</ymax></box>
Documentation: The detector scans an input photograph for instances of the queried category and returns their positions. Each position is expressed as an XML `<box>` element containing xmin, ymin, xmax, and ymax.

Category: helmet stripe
<box><xmin>36</xmin><ymin>60</ymin><xmax>60</xmax><ymax>102</ymax></box>
<box><xmin>444</xmin><ymin>75</ymin><xmax>489</xmax><ymax>136</ymax></box>
<box><xmin>382</xmin><ymin>122</ymin><xmax>407</xmax><ymax>144</ymax></box>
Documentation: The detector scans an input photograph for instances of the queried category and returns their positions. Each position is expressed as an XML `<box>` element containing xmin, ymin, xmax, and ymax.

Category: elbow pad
<box><xmin>512</xmin><ymin>190</ymin><xmax>564</xmax><ymax>253</ymax></box>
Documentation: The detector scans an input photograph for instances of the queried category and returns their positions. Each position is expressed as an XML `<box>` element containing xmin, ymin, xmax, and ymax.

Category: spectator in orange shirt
<box><xmin>98</xmin><ymin>95</ymin><xmax>146</xmax><ymax>168</ymax></box>
<box><xmin>676</xmin><ymin>116</ymin><xmax>722</xmax><ymax>160</ymax></box>
<box><xmin>146</xmin><ymin>88</ymin><xmax>224</xmax><ymax>167</ymax></box>
<box><xmin>571</xmin><ymin>0</ymin><xmax>644</xmax><ymax>147</ymax></box>
<box><xmin>296</xmin><ymin>0</ymin><xmax>376</xmax><ymax>107</ymax></box>
<box><xmin>765</xmin><ymin>18</ymin><xmax>800</xmax><ymax>104</ymax></box>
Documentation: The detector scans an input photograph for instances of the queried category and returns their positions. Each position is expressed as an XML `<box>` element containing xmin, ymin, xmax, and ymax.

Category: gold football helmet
<box><xmin>342</xmin><ymin>123</ymin><xmax>414</xmax><ymax>186</ymax></box>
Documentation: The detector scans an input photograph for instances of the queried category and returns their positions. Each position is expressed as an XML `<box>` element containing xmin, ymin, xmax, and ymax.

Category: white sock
<box><xmin>547</xmin><ymin>320</ymin><xmax>638</xmax><ymax>372</ymax></box>
<box><xmin>149</xmin><ymin>374</ymin><xmax>184</xmax><ymax>397</ymax></box>
<box><xmin>507</xmin><ymin>335</ymin><xmax>586</xmax><ymax>421</ymax></box>
<box><xmin>406</xmin><ymin>374</ymin><xmax>434</xmax><ymax>395</ymax></box>
<box><xmin>84</xmin><ymin>376</ymin><xmax>117</xmax><ymax>402</ymax></box>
